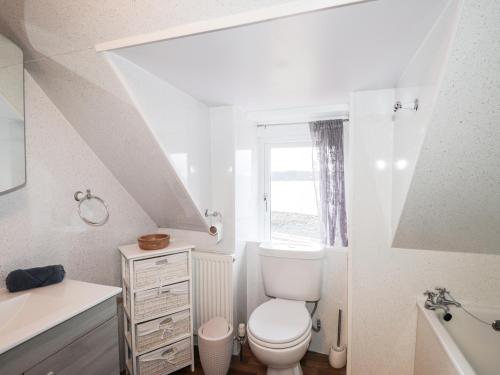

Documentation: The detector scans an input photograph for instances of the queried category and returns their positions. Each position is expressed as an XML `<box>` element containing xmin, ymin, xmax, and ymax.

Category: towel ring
<box><xmin>74</xmin><ymin>189</ymin><xmax>109</xmax><ymax>226</ymax></box>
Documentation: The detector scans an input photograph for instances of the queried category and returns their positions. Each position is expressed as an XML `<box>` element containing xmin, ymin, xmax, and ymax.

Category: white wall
<box><xmin>234</xmin><ymin>108</ymin><xmax>259</xmax><ymax>324</ymax></box>
<box><xmin>235</xmin><ymin>109</ymin><xmax>259</xmax><ymax>248</ymax></box>
<box><xmin>0</xmin><ymin>72</ymin><xmax>156</xmax><ymax>288</ymax></box>
<box><xmin>348</xmin><ymin>88</ymin><xmax>500</xmax><ymax>375</ymax></box>
<box><xmin>209</xmin><ymin>106</ymin><xmax>237</xmax><ymax>252</ymax></box>
<box><xmin>208</xmin><ymin>106</ymin><xmax>260</xmax><ymax>246</ymax></box>
<box><xmin>209</xmin><ymin>106</ymin><xmax>260</xmax><ymax>325</ymax></box>
<box><xmin>312</xmin><ymin>249</ymin><xmax>348</xmax><ymax>354</ymax></box>
<box><xmin>246</xmin><ymin>242</ymin><xmax>269</xmax><ymax>320</ymax></box>
<box><xmin>159</xmin><ymin>106</ymin><xmax>260</xmax><ymax>332</ymax></box>
<box><xmin>106</xmin><ymin>53</ymin><xmax>212</xmax><ymax>215</ymax></box>
<box><xmin>392</xmin><ymin>0</ymin><xmax>461</xmax><ymax>235</ymax></box>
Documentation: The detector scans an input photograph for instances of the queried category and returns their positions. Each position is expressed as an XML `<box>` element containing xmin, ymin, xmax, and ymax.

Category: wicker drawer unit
<box><xmin>119</xmin><ymin>242</ymin><xmax>195</xmax><ymax>375</ymax></box>
<box><xmin>131</xmin><ymin>252</ymin><xmax>189</xmax><ymax>289</ymax></box>
<box><xmin>136</xmin><ymin>309</ymin><xmax>191</xmax><ymax>353</ymax></box>
<box><xmin>134</xmin><ymin>281</ymin><xmax>189</xmax><ymax>321</ymax></box>
<box><xmin>138</xmin><ymin>337</ymin><xmax>192</xmax><ymax>375</ymax></box>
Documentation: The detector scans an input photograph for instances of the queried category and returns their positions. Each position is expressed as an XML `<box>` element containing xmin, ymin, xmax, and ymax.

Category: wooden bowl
<box><xmin>138</xmin><ymin>234</ymin><xmax>170</xmax><ymax>250</ymax></box>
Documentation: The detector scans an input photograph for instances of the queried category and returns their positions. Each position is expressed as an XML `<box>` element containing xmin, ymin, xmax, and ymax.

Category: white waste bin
<box><xmin>198</xmin><ymin>317</ymin><xmax>234</xmax><ymax>375</ymax></box>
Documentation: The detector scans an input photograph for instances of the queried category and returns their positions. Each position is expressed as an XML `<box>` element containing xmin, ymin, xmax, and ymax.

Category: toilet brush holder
<box><xmin>235</xmin><ymin>323</ymin><xmax>247</xmax><ymax>361</ymax></box>
<box><xmin>329</xmin><ymin>345</ymin><xmax>347</xmax><ymax>369</ymax></box>
<box><xmin>329</xmin><ymin>308</ymin><xmax>347</xmax><ymax>369</ymax></box>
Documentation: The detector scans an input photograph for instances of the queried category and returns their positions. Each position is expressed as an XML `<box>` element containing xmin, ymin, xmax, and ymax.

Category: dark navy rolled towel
<box><xmin>6</xmin><ymin>265</ymin><xmax>66</xmax><ymax>293</ymax></box>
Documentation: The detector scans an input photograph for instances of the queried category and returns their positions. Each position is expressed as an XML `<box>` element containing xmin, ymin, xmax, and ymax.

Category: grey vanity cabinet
<box><xmin>24</xmin><ymin>317</ymin><xmax>118</xmax><ymax>375</ymax></box>
<box><xmin>0</xmin><ymin>297</ymin><xmax>120</xmax><ymax>375</ymax></box>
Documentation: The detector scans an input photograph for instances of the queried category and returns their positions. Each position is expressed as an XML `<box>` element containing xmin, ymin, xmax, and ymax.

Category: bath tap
<box><xmin>426</xmin><ymin>289</ymin><xmax>500</xmax><ymax>331</ymax></box>
<box><xmin>424</xmin><ymin>288</ymin><xmax>460</xmax><ymax>321</ymax></box>
<box><xmin>424</xmin><ymin>290</ymin><xmax>450</xmax><ymax>313</ymax></box>
<box><xmin>435</xmin><ymin>288</ymin><xmax>461</xmax><ymax>308</ymax></box>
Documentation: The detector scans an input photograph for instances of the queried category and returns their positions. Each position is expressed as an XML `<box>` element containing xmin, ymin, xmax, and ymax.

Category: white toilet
<box><xmin>248</xmin><ymin>242</ymin><xmax>325</xmax><ymax>375</ymax></box>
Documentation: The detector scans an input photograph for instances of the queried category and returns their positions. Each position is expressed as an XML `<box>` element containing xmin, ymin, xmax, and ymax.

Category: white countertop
<box><xmin>118</xmin><ymin>239</ymin><xmax>194</xmax><ymax>260</ymax></box>
<box><xmin>0</xmin><ymin>279</ymin><xmax>121</xmax><ymax>355</ymax></box>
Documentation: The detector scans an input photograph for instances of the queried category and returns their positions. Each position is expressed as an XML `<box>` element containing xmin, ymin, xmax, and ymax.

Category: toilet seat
<box><xmin>248</xmin><ymin>299</ymin><xmax>311</xmax><ymax>349</ymax></box>
<box><xmin>248</xmin><ymin>325</ymin><xmax>311</xmax><ymax>349</ymax></box>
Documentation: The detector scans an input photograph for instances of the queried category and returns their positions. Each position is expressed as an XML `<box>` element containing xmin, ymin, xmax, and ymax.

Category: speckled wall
<box><xmin>0</xmin><ymin>73</ymin><xmax>156</xmax><ymax>288</ymax></box>
<box><xmin>0</xmin><ymin>0</ymin><xmax>294</xmax><ymax>231</ymax></box>
<box><xmin>348</xmin><ymin>5</ymin><xmax>500</xmax><ymax>373</ymax></box>
<box><xmin>393</xmin><ymin>0</ymin><xmax>500</xmax><ymax>253</ymax></box>
<box><xmin>349</xmin><ymin>88</ymin><xmax>500</xmax><ymax>375</ymax></box>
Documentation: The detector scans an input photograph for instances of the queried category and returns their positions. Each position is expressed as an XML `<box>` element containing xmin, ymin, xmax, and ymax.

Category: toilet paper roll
<box><xmin>208</xmin><ymin>222</ymin><xmax>223</xmax><ymax>243</ymax></box>
<box><xmin>329</xmin><ymin>345</ymin><xmax>347</xmax><ymax>369</ymax></box>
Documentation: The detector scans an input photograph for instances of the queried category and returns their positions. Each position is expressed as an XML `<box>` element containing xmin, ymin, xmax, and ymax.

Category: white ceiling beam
<box><xmin>95</xmin><ymin>0</ymin><xmax>369</xmax><ymax>52</ymax></box>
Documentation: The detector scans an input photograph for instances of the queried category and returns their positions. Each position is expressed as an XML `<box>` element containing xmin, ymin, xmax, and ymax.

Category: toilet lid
<box><xmin>248</xmin><ymin>299</ymin><xmax>311</xmax><ymax>344</ymax></box>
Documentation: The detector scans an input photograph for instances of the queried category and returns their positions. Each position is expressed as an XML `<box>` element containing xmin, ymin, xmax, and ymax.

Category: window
<box><xmin>263</xmin><ymin>143</ymin><xmax>320</xmax><ymax>244</ymax></box>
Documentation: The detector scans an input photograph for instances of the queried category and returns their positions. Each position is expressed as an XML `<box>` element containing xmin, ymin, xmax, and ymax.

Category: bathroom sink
<box><xmin>0</xmin><ymin>279</ymin><xmax>121</xmax><ymax>354</ymax></box>
<box><xmin>0</xmin><ymin>294</ymin><xmax>29</xmax><ymax>330</ymax></box>
<box><xmin>0</xmin><ymin>293</ymin><xmax>59</xmax><ymax>332</ymax></box>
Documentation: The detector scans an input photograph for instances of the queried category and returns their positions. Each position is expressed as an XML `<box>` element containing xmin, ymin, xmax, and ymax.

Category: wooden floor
<box><xmin>176</xmin><ymin>345</ymin><xmax>346</xmax><ymax>375</ymax></box>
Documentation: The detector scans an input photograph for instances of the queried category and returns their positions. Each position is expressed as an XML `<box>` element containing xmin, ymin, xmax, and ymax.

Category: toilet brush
<box><xmin>329</xmin><ymin>309</ymin><xmax>347</xmax><ymax>369</ymax></box>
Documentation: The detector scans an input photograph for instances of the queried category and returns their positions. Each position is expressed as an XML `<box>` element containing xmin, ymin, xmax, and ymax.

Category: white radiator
<box><xmin>192</xmin><ymin>251</ymin><xmax>234</xmax><ymax>333</ymax></box>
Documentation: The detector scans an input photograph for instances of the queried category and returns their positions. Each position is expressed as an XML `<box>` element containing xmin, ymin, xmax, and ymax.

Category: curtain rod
<box><xmin>256</xmin><ymin>118</ymin><xmax>349</xmax><ymax>128</ymax></box>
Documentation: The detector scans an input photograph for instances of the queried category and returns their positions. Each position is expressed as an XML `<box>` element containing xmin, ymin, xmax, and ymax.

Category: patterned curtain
<box><xmin>309</xmin><ymin>119</ymin><xmax>348</xmax><ymax>247</ymax></box>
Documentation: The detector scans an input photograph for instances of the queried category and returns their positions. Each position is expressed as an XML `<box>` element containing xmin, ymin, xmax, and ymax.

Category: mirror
<box><xmin>0</xmin><ymin>34</ymin><xmax>25</xmax><ymax>194</ymax></box>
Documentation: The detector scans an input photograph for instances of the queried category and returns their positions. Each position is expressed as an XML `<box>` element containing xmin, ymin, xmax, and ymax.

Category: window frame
<box><xmin>261</xmin><ymin>140</ymin><xmax>317</xmax><ymax>242</ymax></box>
<box><xmin>257</xmin><ymin>121</ymin><xmax>350</xmax><ymax>248</ymax></box>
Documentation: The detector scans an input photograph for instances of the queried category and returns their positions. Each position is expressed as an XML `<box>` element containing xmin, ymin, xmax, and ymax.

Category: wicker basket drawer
<box><xmin>138</xmin><ymin>337</ymin><xmax>192</xmax><ymax>375</ymax></box>
<box><xmin>134</xmin><ymin>281</ymin><xmax>190</xmax><ymax>321</ymax></box>
<box><xmin>133</xmin><ymin>252</ymin><xmax>189</xmax><ymax>289</ymax></box>
<box><xmin>136</xmin><ymin>309</ymin><xmax>191</xmax><ymax>353</ymax></box>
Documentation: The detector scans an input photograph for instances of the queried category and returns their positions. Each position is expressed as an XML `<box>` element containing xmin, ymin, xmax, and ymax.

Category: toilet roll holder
<box><xmin>205</xmin><ymin>209</ymin><xmax>223</xmax><ymax>242</ymax></box>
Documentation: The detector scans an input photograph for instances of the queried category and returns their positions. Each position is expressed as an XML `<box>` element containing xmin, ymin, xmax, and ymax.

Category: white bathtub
<box><xmin>415</xmin><ymin>300</ymin><xmax>500</xmax><ymax>375</ymax></box>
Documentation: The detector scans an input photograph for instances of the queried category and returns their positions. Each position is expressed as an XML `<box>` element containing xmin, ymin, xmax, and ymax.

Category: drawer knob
<box><xmin>47</xmin><ymin>372</ymin><xmax>55</xmax><ymax>375</ymax></box>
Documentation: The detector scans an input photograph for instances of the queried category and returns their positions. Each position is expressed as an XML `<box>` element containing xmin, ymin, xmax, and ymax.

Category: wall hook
<box><xmin>205</xmin><ymin>209</ymin><xmax>221</xmax><ymax>218</ymax></box>
<box><xmin>393</xmin><ymin>98</ymin><xmax>419</xmax><ymax>113</ymax></box>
